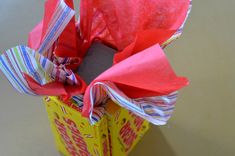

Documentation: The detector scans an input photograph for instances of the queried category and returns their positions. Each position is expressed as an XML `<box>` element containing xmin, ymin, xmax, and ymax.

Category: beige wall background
<box><xmin>0</xmin><ymin>0</ymin><xmax>235</xmax><ymax>156</ymax></box>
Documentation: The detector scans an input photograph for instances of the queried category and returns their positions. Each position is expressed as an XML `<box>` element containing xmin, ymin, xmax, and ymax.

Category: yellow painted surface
<box><xmin>106</xmin><ymin>100</ymin><xmax>149</xmax><ymax>156</ymax></box>
<box><xmin>44</xmin><ymin>97</ymin><xmax>149</xmax><ymax>156</ymax></box>
<box><xmin>44</xmin><ymin>96</ymin><xmax>110</xmax><ymax>156</ymax></box>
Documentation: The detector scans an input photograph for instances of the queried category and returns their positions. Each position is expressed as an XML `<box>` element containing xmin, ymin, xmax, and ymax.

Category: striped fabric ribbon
<box><xmin>0</xmin><ymin>46</ymin><xmax>44</xmax><ymax>95</ymax></box>
<box><xmin>88</xmin><ymin>82</ymin><xmax>178</xmax><ymax>125</ymax></box>
<box><xmin>0</xmin><ymin>45</ymin><xmax>79</xmax><ymax>89</ymax></box>
<box><xmin>33</xmin><ymin>47</ymin><xmax>79</xmax><ymax>85</ymax></box>
<box><xmin>72</xmin><ymin>95</ymin><xmax>105</xmax><ymax>122</ymax></box>
<box><xmin>38</xmin><ymin>0</ymin><xmax>75</xmax><ymax>56</ymax></box>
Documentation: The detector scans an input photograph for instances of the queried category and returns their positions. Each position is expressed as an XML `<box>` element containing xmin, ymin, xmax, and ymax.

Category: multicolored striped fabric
<box><xmin>88</xmin><ymin>81</ymin><xmax>178</xmax><ymax>125</ymax></box>
<box><xmin>72</xmin><ymin>95</ymin><xmax>105</xmax><ymax>122</ymax></box>
<box><xmin>0</xmin><ymin>46</ymin><xmax>44</xmax><ymax>95</ymax></box>
<box><xmin>0</xmin><ymin>45</ymin><xmax>79</xmax><ymax>89</ymax></box>
<box><xmin>38</xmin><ymin>0</ymin><xmax>75</xmax><ymax>56</ymax></box>
<box><xmin>33</xmin><ymin>47</ymin><xmax>79</xmax><ymax>85</ymax></box>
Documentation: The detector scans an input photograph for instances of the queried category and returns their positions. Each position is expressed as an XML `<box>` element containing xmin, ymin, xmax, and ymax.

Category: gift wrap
<box><xmin>44</xmin><ymin>96</ymin><xmax>149</xmax><ymax>156</ymax></box>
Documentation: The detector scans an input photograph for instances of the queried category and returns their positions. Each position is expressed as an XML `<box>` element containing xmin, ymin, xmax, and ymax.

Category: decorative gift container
<box><xmin>44</xmin><ymin>96</ymin><xmax>149</xmax><ymax>156</ymax></box>
<box><xmin>0</xmin><ymin>0</ymin><xmax>192</xmax><ymax>155</ymax></box>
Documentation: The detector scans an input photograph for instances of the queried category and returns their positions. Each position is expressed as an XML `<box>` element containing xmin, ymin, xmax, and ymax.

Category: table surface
<box><xmin>0</xmin><ymin>0</ymin><xmax>235</xmax><ymax>156</ymax></box>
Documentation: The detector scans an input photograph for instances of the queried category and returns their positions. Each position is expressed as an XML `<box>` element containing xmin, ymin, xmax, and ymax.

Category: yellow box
<box><xmin>105</xmin><ymin>100</ymin><xmax>150</xmax><ymax>156</ymax></box>
<box><xmin>44</xmin><ymin>96</ymin><xmax>110</xmax><ymax>156</ymax></box>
